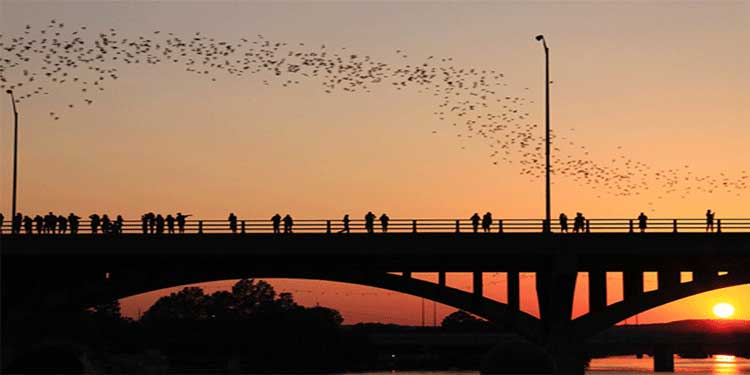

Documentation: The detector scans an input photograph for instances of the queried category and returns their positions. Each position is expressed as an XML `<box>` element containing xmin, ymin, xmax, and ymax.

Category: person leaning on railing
<box><xmin>638</xmin><ymin>212</ymin><xmax>648</xmax><ymax>233</ymax></box>
<box><xmin>228</xmin><ymin>213</ymin><xmax>238</xmax><ymax>234</ymax></box>
<box><xmin>176</xmin><ymin>213</ymin><xmax>191</xmax><ymax>233</ymax></box>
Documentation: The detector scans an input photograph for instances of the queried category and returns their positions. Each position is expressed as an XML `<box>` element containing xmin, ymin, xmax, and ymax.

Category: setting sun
<box><xmin>713</xmin><ymin>303</ymin><xmax>735</xmax><ymax>319</ymax></box>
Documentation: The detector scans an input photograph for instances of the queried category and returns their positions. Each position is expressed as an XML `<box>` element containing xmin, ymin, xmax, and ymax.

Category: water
<box><xmin>342</xmin><ymin>355</ymin><xmax>750</xmax><ymax>374</ymax></box>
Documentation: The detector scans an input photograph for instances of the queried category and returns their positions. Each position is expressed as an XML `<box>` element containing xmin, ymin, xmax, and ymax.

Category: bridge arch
<box><xmin>80</xmin><ymin>269</ymin><xmax>544</xmax><ymax>343</ymax></box>
<box><xmin>573</xmin><ymin>272</ymin><xmax>750</xmax><ymax>340</ymax></box>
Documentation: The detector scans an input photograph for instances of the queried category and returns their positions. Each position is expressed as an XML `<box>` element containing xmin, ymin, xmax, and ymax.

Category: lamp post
<box><xmin>6</xmin><ymin>90</ymin><xmax>19</xmax><ymax>220</ymax></box>
<box><xmin>535</xmin><ymin>35</ymin><xmax>551</xmax><ymax>233</ymax></box>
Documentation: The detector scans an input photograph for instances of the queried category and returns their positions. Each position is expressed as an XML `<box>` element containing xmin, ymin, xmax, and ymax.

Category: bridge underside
<box><xmin>3</xmin><ymin>233</ymin><xmax>750</xmax><ymax>373</ymax></box>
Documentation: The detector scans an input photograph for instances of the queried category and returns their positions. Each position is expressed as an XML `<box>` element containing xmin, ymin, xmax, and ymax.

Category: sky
<box><xmin>0</xmin><ymin>1</ymin><xmax>748</xmax><ymax>325</ymax></box>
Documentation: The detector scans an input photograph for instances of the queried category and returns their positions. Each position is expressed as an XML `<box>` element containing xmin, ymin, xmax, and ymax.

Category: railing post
<box><xmin>586</xmin><ymin>220</ymin><xmax>591</xmax><ymax>233</ymax></box>
<box><xmin>717</xmin><ymin>219</ymin><xmax>722</xmax><ymax>233</ymax></box>
<box><xmin>498</xmin><ymin>219</ymin><xmax>503</xmax><ymax>233</ymax></box>
<box><xmin>629</xmin><ymin>219</ymin><xmax>634</xmax><ymax>233</ymax></box>
<box><xmin>412</xmin><ymin>220</ymin><xmax>417</xmax><ymax>233</ymax></box>
<box><xmin>455</xmin><ymin>220</ymin><xmax>460</xmax><ymax>233</ymax></box>
<box><xmin>673</xmin><ymin>219</ymin><xmax>678</xmax><ymax>233</ymax></box>
<box><xmin>326</xmin><ymin>220</ymin><xmax>331</xmax><ymax>234</ymax></box>
<box><xmin>542</xmin><ymin>219</ymin><xmax>547</xmax><ymax>233</ymax></box>
<box><xmin>198</xmin><ymin>220</ymin><xmax>203</xmax><ymax>234</ymax></box>
<box><xmin>241</xmin><ymin>221</ymin><xmax>246</xmax><ymax>234</ymax></box>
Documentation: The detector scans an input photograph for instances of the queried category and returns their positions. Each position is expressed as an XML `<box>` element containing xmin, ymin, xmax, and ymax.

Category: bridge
<box><xmin>2</xmin><ymin>216</ymin><xmax>750</xmax><ymax>374</ymax></box>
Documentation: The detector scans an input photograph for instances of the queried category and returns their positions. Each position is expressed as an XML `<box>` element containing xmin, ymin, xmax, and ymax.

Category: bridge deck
<box><xmin>3</xmin><ymin>233</ymin><xmax>749</xmax><ymax>272</ymax></box>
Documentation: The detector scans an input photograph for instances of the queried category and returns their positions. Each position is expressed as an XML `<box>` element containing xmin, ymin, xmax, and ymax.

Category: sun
<box><xmin>713</xmin><ymin>303</ymin><xmax>735</xmax><ymax>319</ymax></box>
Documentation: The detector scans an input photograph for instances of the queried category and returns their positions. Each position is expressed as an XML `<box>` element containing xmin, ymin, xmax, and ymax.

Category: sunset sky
<box><xmin>1</xmin><ymin>1</ymin><xmax>748</xmax><ymax>325</ymax></box>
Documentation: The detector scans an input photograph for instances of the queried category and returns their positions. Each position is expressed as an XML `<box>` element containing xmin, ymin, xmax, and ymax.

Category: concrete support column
<box><xmin>653</xmin><ymin>344</ymin><xmax>674</xmax><ymax>372</ymax></box>
<box><xmin>588</xmin><ymin>270</ymin><xmax>607</xmax><ymax>313</ymax></box>
<box><xmin>623</xmin><ymin>270</ymin><xmax>643</xmax><ymax>300</ymax></box>
<box><xmin>550</xmin><ymin>349</ymin><xmax>586</xmax><ymax>375</ymax></box>
<box><xmin>657</xmin><ymin>270</ymin><xmax>680</xmax><ymax>290</ymax></box>
<box><xmin>507</xmin><ymin>271</ymin><xmax>520</xmax><ymax>311</ymax></box>
<box><xmin>693</xmin><ymin>268</ymin><xmax>715</xmax><ymax>283</ymax></box>
<box><xmin>473</xmin><ymin>271</ymin><xmax>483</xmax><ymax>297</ymax></box>
<box><xmin>536</xmin><ymin>253</ymin><xmax>583</xmax><ymax>374</ymax></box>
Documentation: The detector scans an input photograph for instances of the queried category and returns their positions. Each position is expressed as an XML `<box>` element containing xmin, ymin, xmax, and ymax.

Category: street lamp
<box><xmin>6</xmin><ymin>90</ymin><xmax>19</xmax><ymax>221</ymax></box>
<box><xmin>535</xmin><ymin>35</ymin><xmax>551</xmax><ymax>233</ymax></box>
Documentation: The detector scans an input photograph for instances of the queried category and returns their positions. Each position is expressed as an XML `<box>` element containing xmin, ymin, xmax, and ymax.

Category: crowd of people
<box><xmin>140</xmin><ymin>212</ymin><xmax>192</xmax><ymax>234</ymax></box>
<box><xmin>0</xmin><ymin>209</ymin><xmax>724</xmax><ymax>235</ymax></box>
<box><xmin>0</xmin><ymin>212</ymin><xmax>82</xmax><ymax>234</ymax></box>
<box><xmin>557</xmin><ymin>212</ymin><xmax>589</xmax><ymax>233</ymax></box>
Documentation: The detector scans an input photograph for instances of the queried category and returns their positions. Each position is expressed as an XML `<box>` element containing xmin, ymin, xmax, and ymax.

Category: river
<box><xmin>342</xmin><ymin>354</ymin><xmax>750</xmax><ymax>374</ymax></box>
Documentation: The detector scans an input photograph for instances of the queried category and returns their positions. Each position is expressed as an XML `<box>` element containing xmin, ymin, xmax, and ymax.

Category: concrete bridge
<box><xmin>2</xmin><ymin>217</ymin><xmax>750</xmax><ymax>373</ymax></box>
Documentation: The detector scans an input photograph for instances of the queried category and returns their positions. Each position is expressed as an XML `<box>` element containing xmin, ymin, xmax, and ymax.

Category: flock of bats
<box><xmin>1</xmin><ymin>21</ymin><xmax>747</xmax><ymax>208</ymax></box>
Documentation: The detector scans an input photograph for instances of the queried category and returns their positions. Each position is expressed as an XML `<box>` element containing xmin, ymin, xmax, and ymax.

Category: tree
<box><xmin>142</xmin><ymin>286</ymin><xmax>209</xmax><ymax>322</ymax></box>
<box><xmin>276</xmin><ymin>292</ymin><xmax>301</xmax><ymax>312</ymax></box>
<box><xmin>92</xmin><ymin>299</ymin><xmax>122</xmax><ymax>320</ymax></box>
<box><xmin>305</xmin><ymin>306</ymin><xmax>344</xmax><ymax>326</ymax></box>
<box><xmin>207</xmin><ymin>290</ymin><xmax>235</xmax><ymax>320</ymax></box>
<box><xmin>231</xmin><ymin>279</ymin><xmax>276</xmax><ymax>317</ymax></box>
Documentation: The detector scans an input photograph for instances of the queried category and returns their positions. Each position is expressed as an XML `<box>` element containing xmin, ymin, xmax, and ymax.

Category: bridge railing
<box><xmin>2</xmin><ymin>217</ymin><xmax>750</xmax><ymax>234</ymax></box>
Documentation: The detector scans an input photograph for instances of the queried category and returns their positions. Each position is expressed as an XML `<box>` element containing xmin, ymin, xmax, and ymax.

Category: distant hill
<box><xmin>592</xmin><ymin>320</ymin><xmax>750</xmax><ymax>358</ymax></box>
<box><xmin>601</xmin><ymin>319</ymin><xmax>750</xmax><ymax>336</ymax></box>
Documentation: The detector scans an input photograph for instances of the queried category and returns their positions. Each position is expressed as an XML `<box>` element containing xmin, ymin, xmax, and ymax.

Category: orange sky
<box><xmin>1</xmin><ymin>1</ymin><xmax>748</xmax><ymax>324</ymax></box>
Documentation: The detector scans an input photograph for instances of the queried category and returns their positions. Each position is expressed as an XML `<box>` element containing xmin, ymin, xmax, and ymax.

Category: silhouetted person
<box><xmin>146</xmin><ymin>212</ymin><xmax>156</xmax><ymax>233</ymax></box>
<box><xmin>141</xmin><ymin>214</ymin><xmax>148</xmax><ymax>234</ymax></box>
<box><xmin>115</xmin><ymin>215</ymin><xmax>124</xmax><ymax>234</ymax></box>
<box><xmin>379</xmin><ymin>213</ymin><xmax>390</xmax><ymax>233</ymax></box>
<box><xmin>155</xmin><ymin>214</ymin><xmax>165</xmax><ymax>234</ymax></box>
<box><xmin>470</xmin><ymin>213</ymin><xmax>480</xmax><ymax>233</ymax></box>
<box><xmin>44</xmin><ymin>212</ymin><xmax>57</xmax><ymax>234</ymax></box>
<box><xmin>271</xmin><ymin>213</ymin><xmax>282</xmax><ymax>234</ymax></box>
<box><xmin>101</xmin><ymin>214</ymin><xmax>112</xmax><ymax>234</ymax></box>
<box><xmin>283</xmin><ymin>214</ymin><xmax>293</xmax><ymax>233</ymax></box>
<box><xmin>166</xmin><ymin>214</ymin><xmax>175</xmax><ymax>234</ymax></box>
<box><xmin>0</xmin><ymin>213</ymin><xmax>3</xmax><ymax>234</ymax></box>
<box><xmin>57</xmin><ymin>215</ymin><xmax>68</xmax><ymax>234</ymax></box>
<box><xmin>228</xmin><ymin>213</ymin><xmax>238</xmax><ymax>233</ymax></box>
<box><xmin>35</xmin><ymin>215</ymin><xmax>44</xmax><ymax>234</ymax></box>
<box><xmin>638</xmin><ymin>212</ymin><xmax>648</xmax><ymax>233</ymax></box>
<box><xmin>573</xmin><ymin>212</ymin><xmax>584</xmax><ymax>233</ymax></box>
<box><xmin>559</xmin><ymin>213</ymin><xmax>569</xmax><ymax>233</ymax></box>
<box><xmin>68</xmin><ymin>213</ymin><xmax>80</xmax><ymax>234</ymax></box>
<box><xmin>23</xmin><ymin>216</ymin><xmax>32</xmax><ymax>234</ymax></box>
<box><xmin>176</xmin><ymin>213</ymin><xmax>190</xmax><ymax>233</ymax></box>
<box><xmin>13</xmin><ymin>213</ymin><xmax>22</xmax><ymax>234</ymax></box>
<box><xmin>365</xmin><ymin>211</ymin><xmax>376</xmax><ymax>233</ymax></box>
<box><xmin>338</xmin><ymin>214</ymin><xmax>350</xmax><ymax>233</ymax></box>
<box><xmin>706</xmin><ymin>209</ymin><xmax>715</xmax><ymax>232</ymax></box>
<box><xmin>482</xmin><ymin>212</ymin><xmax>492</xmax><ymax>233</ymax></box>
<box><xmin>89</xmin><ymin>214</ymin><xmax>101</xmax><ymax>234</ymax></box>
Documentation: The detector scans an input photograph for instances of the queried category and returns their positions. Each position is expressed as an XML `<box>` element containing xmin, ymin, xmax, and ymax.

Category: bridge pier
<box><xmin>623</xmin><ymin>270</ymin><xmax>643</xmax><ymax>300</ymax></box>
<box><xmin>653</xmin><ymin>344</ymin><xmax>674</xmax><ymax>372</ymax></box>
<box><xmin>507</xmin><ymin>271</ymin><xmax>519</xmax><ymax>311</ymax></box>
<box><xmin>657</xmin><ymin>270</ymin><xmax>680</xmax><ymax>290</ymax></box>
<box><xmin>473</xmin><ymin>272</ymin><xmax>483</xmax><ymax>297</ymax></box>
<box><xmin>588</xmin><ymin>270</ymin><xmax>606</xmax><ymax>313</ymax></box>
<box><xmin>693</xmin><ymin>268</ymin><xmax>716</xmax><ymax>283</ymax></box>
<box><xmin>549</xmin><ymin>348</ymin><xmax>586</xmax><ymax>375</ymax></box>
<box><xmin>536</xmin><ymin>254</ymin><xmax>584</xmax><ymax>374</ymax></box>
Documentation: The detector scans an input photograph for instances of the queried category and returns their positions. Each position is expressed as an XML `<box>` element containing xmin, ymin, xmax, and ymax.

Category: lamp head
<box><xmin>535</xmin><ymin>35</ymin><xmax>544</xmax><ymax>41</ymax></box>
<box><xmin>5</xmin><ymin>90</ymin><xmax>12</xmax><ymax>94</ymax></box>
